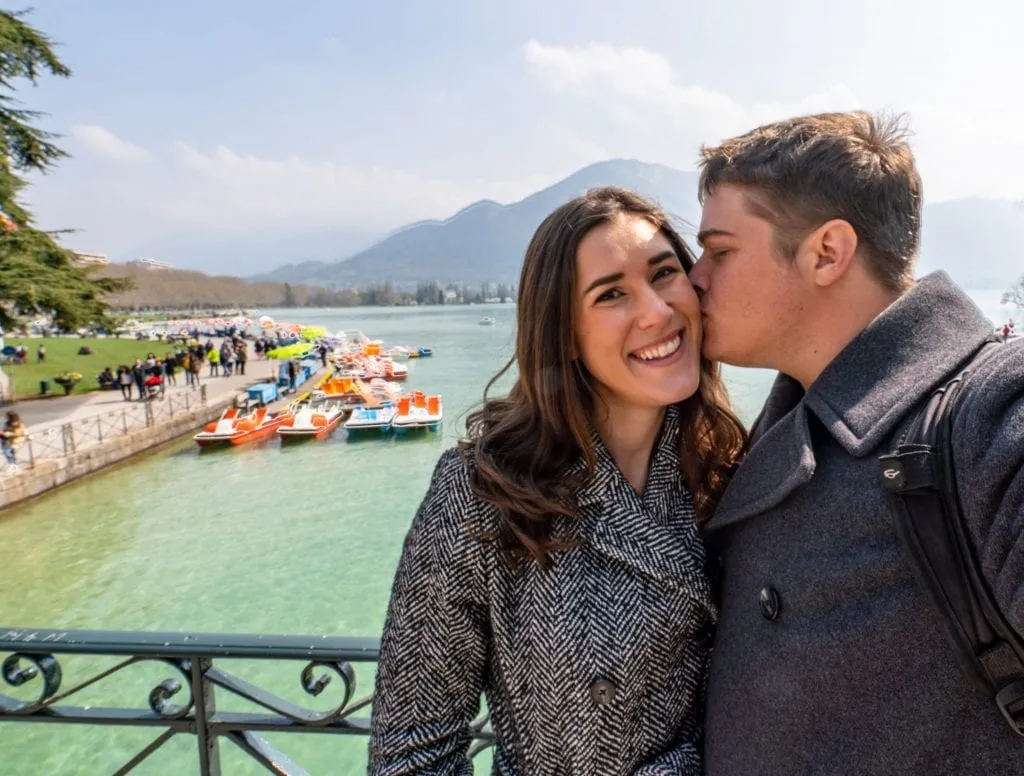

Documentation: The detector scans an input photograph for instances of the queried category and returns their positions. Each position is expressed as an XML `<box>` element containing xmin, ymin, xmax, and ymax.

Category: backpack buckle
<box><xmin>995</xmin><ymin>679</ymin><xmax>1024</xmax><ymax>737</ymax></box>
<box><xmin>879</xmin><ymin>449</ymin><xmax>937</xmax><ymax>494</ymax></box>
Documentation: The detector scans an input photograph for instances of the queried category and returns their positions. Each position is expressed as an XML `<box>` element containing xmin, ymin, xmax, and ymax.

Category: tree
<box><xmin>1002</xmin><ymin>275</ymin><xmax>1024</xmax><ymax>309</ymax></box>
<box><xmin>0</xmin><ymin>9</ymin><xmax>130</xmax><ymax>331</ymax></box>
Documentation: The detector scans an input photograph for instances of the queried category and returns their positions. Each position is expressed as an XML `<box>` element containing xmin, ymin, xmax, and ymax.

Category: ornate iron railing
<box><xmin>0</xmin><ymin>627</ymin><xmax>494</xmax><ymax>774</ymax></box>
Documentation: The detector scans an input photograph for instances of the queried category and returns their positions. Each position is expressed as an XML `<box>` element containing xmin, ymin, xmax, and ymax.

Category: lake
<box><xmin>0</xmin><ymin>289</ymin><xmax>1013</xmax><ymax>774</ymax></box>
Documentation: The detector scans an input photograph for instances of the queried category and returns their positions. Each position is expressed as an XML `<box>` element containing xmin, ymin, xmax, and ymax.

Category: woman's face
<box><xmin>573</xmin><ymin>214</ymin><xmax>703</xmax><ymax>415</ymax></box>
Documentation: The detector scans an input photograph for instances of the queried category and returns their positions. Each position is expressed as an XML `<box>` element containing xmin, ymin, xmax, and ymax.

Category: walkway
<box><xmin>16</xmin><ymin>360</ymin><xmax>281</xmax><ymax>437</ymax></box>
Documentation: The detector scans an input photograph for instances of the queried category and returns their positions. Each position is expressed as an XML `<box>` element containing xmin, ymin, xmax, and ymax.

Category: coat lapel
<box><xmin>704</xmin><ymin>395</ymin><xmax>816</xmax><ymax>532</ymax></box>
<box><xmin>568</xmin><ymin>406</ymin><xmax>712</xmax><ymax>593</ymax></box>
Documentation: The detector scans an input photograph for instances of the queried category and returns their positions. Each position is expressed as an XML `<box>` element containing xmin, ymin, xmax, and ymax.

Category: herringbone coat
<box><xmin>369</xmin><ymin>407</ymin><xmax>716</xmax><ymax>775</ymax></box>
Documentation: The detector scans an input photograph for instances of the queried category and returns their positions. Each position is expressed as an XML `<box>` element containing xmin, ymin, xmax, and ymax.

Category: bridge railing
<box><xmin>0</xmin><ymin>627</ymin><xmax>494</xmax><ymax>775</ymax></box>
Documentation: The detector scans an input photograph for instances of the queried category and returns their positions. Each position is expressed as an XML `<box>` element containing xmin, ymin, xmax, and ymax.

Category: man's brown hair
<box><xmin>698</xmin><ymin>111</ymin><xmax>922</xmax><ymax>292</ymax></box>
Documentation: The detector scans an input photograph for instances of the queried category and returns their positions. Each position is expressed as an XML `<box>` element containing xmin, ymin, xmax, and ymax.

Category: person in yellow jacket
<box><xmin>1</xmin><ymin>411</ymin><xmax>27</xmax><ymax>467</ymax></box>
<box><xmin>207</xmin><ymin>346</ymin><xmax>220</xmax><ymax>377</ymax></box>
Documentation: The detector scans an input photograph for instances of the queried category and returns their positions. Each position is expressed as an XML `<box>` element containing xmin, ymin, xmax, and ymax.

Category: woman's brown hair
<box><xmin>461</xmin><ymin>186</ymin><xmax>747</xmax><ymax>566</ymax></box>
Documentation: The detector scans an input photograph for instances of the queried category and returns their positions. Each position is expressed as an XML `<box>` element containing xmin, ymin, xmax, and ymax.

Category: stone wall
<box><xmin>0</xmin><ymin>398</ymin><xmax>233</xmax><ymax>511</ymax></box>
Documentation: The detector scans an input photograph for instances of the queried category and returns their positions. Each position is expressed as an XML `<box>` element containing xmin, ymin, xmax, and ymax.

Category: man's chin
<box><xmin>701</xmin><ymin>342</ymin><xmax>741</xmax><ymax>367</ymax></box>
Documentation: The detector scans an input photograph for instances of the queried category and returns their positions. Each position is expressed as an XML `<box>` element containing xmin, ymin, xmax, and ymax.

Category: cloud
<box><xmin>523</xmin><ymin>40</ymin><xmax>743</xmax><ymax>122</ymax></box>
<box><xmin>521</xmin><ymin>40</ymin><xmax>1024</xmax><ymax>204</ymax></box>
<box><xmin>71</xmin><ymin>125</ymin><xmax>150</xmax><ymax>163</ymax></box>
<box><xmin>523</xmin><ymin>40</ymin><xmax>858</xmax><ymax>142</ymax></box>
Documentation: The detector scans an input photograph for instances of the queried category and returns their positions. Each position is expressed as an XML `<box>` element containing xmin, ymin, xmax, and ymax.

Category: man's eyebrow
<box><xmin>696</xmin><ymin>228</ymin><xmax>736</xmax><ymax>247</ymax></box>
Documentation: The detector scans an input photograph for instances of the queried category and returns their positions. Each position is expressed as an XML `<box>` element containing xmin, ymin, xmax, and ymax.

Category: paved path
<box><xmin>17</xmin><ymin>358</ymin><xmax>284</xmax><ymax>436</ymax></box>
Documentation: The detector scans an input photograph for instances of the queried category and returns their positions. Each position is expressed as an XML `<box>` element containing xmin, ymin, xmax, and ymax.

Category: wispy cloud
<box><xmin>71</xmin><ymin>125</ymin><xmax>150</xmax><ymax>163</ymax></box>
<box><xmin>523</xmin><ymin>40</ymin><xmax>859</xmax><ymax>141</ymax></box>
<box><xmin>521</xmin><ymin>40</ymin><xmax>1024</xmax><ymax>203</ymax></box>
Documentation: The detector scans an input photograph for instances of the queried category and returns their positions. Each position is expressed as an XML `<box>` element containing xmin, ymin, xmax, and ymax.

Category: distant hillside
<box><xmin>96</xmin><ymin>263</ymin><xmax>313</xmax><ymax>309</ymax></box>
<box><xmin>251</xmin><ymin>159</ymin><xmax>1023</xmax><ymax>291</ymax></box>
<box><xmin>251</xmin><ymin>160</ymin><xmax>702</xmax><ymax>288</ymax></box>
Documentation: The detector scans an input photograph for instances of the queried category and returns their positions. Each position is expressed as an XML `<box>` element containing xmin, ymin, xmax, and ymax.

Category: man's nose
<box><xmin>689</xmin><ymin>261</ymin><xmax>709</xmax><ymax>297</ymax></box>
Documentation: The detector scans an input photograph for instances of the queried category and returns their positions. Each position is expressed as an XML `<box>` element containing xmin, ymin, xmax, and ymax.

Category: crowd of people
<box><xmin>96</xmin><ymin>336</ymin><xmax>254</xmax><ymax>401</ymax></box>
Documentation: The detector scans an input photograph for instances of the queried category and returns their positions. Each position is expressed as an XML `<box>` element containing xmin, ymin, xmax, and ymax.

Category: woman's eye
<box><xmin>652</xmin><ymin>265</ymin><xmax>679</xmax><ymax>282</ymax></box>
<box><xmin>595</xmin><ymin>288</ymin><xmax>623</xmax><ymax>303</ymax></box>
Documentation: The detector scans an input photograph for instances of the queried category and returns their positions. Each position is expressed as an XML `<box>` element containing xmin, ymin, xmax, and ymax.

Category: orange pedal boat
<box><xmin>193</xmin><ymin>407</ymin><xmax>288</xmax><ymax>448</ymax></box>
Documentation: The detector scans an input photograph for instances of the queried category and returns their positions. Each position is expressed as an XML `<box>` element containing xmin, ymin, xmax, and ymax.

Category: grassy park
<box><xmin>1</xmin><ymin>338</ymin><xmax>177</xmax><ymax>397</ymax></box>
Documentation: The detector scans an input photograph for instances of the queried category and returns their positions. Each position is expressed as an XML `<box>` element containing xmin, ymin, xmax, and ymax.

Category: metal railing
<box><xmin>0</xmin><ymin>627</ymin><xmax>494</xmax><ymax>775</ymax></box>
<box><xmin>3</xmin><ymin>385</ymin><xmax>209</xmax><ymax>473</ymax></box>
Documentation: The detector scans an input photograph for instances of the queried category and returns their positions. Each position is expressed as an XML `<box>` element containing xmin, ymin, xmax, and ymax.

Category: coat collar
<box><xmin>561</xmin><ymin>404</ymin><xmax>711</xmax><ymax>597</ymax></box>
<box><xmin>705</xmin><ymin>272</ymin><xmax>995</xmax><ymax>533</ymax></box>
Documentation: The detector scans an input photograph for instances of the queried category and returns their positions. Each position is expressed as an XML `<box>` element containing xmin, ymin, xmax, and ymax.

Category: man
<box><xmin>689</xmin><ymin>111</ymin><xmax>1024</xmax><ymax>774</ymax></box>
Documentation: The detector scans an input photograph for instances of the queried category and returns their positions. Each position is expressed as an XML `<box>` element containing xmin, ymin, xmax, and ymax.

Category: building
<box><xmin>129</xmin><ymin>257</ymin><xmax>173</xmax><ymax>270</ymax></box>
<box><xmin>70</xmin><ymin>251</ymin><xmax>110</xmax><ymax>268</ymax></box>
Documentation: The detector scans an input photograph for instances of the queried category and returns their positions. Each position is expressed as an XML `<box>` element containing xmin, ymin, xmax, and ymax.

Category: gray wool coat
<box><xmin>703</xmin><ymin>272</ymin><xmax>1024</xmax><ymax>775</ymax></box>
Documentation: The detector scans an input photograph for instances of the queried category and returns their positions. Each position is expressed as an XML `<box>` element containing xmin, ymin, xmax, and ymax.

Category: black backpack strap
<box><xmin>879</xmin><ymin>339</ymin><xmax>1024</xmax><ymax>737</ymax></box>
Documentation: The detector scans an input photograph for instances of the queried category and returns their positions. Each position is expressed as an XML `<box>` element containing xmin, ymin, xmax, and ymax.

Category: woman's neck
<box><xmin>592</xmin><ymin>401</ymin><xmax>667</xmax><ymax>496</ymax></box>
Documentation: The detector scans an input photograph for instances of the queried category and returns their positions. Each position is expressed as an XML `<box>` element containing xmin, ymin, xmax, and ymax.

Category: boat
<box><xmin>314</xmin><ymin>376</ymin><xmax>368</xmax><ymax>406</ymax></box>
<box><xmin>277</xmin><ymin>400</ymin><xmax>345</xmax><ymax>441</ymax></box>
<box><xmin>393</xmin><ymin>392</ymin><xmax>443</xmax><ymax>433</ymax></box>
<box><xmin>343</xmin><ymin>402</ymin><xmax>397</xmax><ymax>434</ymax></box>
<box><xmin>479</xmin><ymin>316</ymin><xmax>495</xmax><ymax>326</ymax></box>
<box><xmin>193</xmin><ymin>407</ymin><xmax>288</xmax><ymax>448</ymax></box>
<box><xmin>385</xmin><ymin>360</ymin><xmax>408</xmax><ymax>382</ymax></box>
<box><xmin>367</xmin><ymin>377</ymin><xmax>402</xmax><ymax>402</ymax></box>
<box><xmin>417</xmin><ymin>347</ymin><xmax>433</xmax><ymax>357</ymax></box>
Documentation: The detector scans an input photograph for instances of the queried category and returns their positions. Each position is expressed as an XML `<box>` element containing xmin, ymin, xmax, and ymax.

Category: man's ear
<box><xmin>795</xmin><ymin>219</ymin><xmax>859</xmax><ymax>288</ymax></box>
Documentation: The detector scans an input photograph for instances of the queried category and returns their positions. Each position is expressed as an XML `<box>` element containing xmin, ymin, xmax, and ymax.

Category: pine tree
<box><xmin>0</xmin><ymin>9</ymin><xmax>130</xmax><ymax>331</ymax></box>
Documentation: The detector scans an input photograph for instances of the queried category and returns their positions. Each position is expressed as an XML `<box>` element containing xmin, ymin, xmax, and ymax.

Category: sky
<box><xmin>15</xmin><ymin>0</ymin><xmax>1024</xmax><ymax>270</ymax></box>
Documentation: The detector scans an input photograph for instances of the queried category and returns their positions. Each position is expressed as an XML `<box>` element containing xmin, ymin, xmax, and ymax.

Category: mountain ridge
<box><xmin>243</xmin><ymin>159</ymin><xmax>1022</xmax><ymax>290</ymax></box>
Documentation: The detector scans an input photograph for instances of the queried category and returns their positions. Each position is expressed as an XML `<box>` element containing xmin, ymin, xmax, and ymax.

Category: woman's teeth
<box><xmin>634</xmin><ymin>335</ymin><xmax>681</xmax><ymax>361</ymax></box>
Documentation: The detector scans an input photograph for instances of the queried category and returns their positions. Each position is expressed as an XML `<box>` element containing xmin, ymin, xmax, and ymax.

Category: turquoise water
<box><xmin>0</xmin><ymin>292</ymin><xmax>1011</xmax><ymax>774</ymax></box>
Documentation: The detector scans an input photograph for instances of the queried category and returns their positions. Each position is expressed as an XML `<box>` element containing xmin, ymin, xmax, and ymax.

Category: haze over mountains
<box><xmin>246</xmin><ymin>159</ymin><xmax>1023</xmax><ymax>291</ymax></box>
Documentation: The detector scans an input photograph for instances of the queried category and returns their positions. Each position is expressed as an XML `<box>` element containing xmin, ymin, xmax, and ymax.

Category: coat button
<box><xmin>759</xmin><ymin>586</ymin><xmax>781</xmax><ymax>621</ymax></box>
<box><xmin>590</xmin><ymin>679</ymin><xmax>617</xmax><ymax>706</ymax></box>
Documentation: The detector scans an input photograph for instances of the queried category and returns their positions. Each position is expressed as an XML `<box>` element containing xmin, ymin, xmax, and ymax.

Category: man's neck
<box><xmin>785</xmin><ymin>282</ymin><xmax>902</xmax><ymax>391</ymax></box>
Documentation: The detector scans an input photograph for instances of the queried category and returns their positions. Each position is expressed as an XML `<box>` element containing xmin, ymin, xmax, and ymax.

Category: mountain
<box><xmin>251</xmin><ymin>159</ymin><xmax>1023</xmax><ymax>291</ymax></box>
<box><xmin>95</xmin><ymin>263</ymin><xmax>316</xmax><ymax>310</ymax></box>
<box><xmin>252</xmin><ymin>160</ymin><xmax>702</xmax><ymax>288</ymax></box>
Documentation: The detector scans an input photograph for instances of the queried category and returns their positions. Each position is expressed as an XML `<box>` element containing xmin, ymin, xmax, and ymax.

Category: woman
<box><xmin>368</xmin><ymin>187</ymin><xmax>747</xmax><ymax>775</ymax></box>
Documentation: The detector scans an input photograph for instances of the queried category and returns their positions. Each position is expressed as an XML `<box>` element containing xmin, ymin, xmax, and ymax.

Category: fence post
<box><xmin>61</xmin><ymin>423</ymin><xmax>75</xmax><ymax>456</ymax></box>
<box><xmin>200</xmin><ymin>384</ymin><xmax>208</xmax><ymax>406</ymax></box>
<box><xmin>168</xmin><ymin>394</ymin><xmax>175</xmax><ymax>419</ymax></box>
<box><xmin>96</xmin><ymin>415</ymin><xmax>103</xmax><ymax>444</ymax></box>
<box><xmin>144</xmin><ymin>401</ymin><xmax>154</xmax><ymax>428</ymax></box>
<box><xmin>27</xmin><ymin>437</ymin><xmax>35</xmax><ymax>469</ymax></box>
<box><xmin>122</xmin><ymin>409</ymin><xmax>128</xmax><ymax>435</ymax></box>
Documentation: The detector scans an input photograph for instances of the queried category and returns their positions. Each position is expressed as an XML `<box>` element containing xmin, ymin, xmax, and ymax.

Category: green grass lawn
<box><xmin>2</xmin><ymin>338</ymin><xmax>181</xmax><ymax>397</ymax></box>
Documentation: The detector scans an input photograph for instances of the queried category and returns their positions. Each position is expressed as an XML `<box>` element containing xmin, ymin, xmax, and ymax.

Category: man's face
<box><xmin>690</xmin><ymin>184</ymin><xmax>807</xmax><ymax>369</ymax></box>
